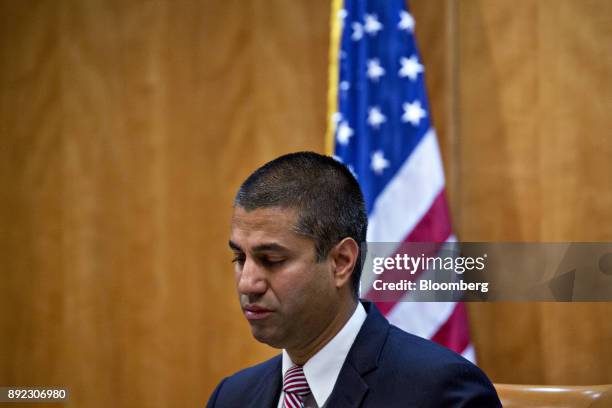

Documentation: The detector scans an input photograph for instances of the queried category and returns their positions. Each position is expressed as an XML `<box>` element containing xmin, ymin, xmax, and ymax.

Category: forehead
<box><xmin>230</xmin><ymin>206</ymin><xmax>311</xmax><ymax>250</ymax></box>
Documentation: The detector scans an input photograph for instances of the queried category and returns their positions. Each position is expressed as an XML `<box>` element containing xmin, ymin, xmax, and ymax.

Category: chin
<box><xmin>250</xmin><ymin>327</ymin><xmax>284</xmax><ymax>349</ymax></box>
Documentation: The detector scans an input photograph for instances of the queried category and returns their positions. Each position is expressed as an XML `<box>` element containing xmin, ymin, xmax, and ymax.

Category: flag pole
<box><xmin>325</xmin><ymin>0</ymin><xmax>343</xmax><ymax>156</ymax></box>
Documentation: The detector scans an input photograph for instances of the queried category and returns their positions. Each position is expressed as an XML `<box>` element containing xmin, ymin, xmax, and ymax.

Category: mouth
<box><xmin>243</xmin><ymin>304</ymin><xmax>273</xmax><ymax>321</ymax></box>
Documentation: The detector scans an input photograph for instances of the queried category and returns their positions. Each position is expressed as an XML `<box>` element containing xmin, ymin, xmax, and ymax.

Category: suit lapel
<box><xmin>323</xmin><ymin>362</ymin><xmax>368</xmax><ymax>407</ymax></box>
<box><xmin>250</xmin><ymin>355</ymin><xmax>282</xmax><ymax>408</ymax></box>
<box><xmin>247</xmin><ymin>303</ymin><xmax>389</xmax><ymax>408</ymax></box>
<box><xmin>325</xmin><ymin>302</ymin><xmax>390</xmax><ymax>408</ymax></box>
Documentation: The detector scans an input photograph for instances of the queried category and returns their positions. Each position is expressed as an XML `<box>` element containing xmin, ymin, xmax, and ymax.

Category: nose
<box><xmin>236</xmin><ymin>258</ymin><xmax>267</xmax><ymax>296</ymax></box>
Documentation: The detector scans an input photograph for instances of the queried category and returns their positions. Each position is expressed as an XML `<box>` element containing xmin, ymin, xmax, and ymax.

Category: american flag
<box><xmin>327</xmin><ymin>0</ymin><xmax>474</xmax><ymax>361</ymax></box>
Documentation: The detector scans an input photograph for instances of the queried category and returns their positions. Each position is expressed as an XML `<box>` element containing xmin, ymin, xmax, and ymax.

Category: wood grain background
<box><xmin>1</xmin><ymin>1</ymin><xmax>611</xmax><ymax>407</ymax></box>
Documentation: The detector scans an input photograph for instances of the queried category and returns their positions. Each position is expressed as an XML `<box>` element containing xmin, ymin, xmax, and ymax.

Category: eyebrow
<box><xmin>228</xmin><ymin>240</ymin><xmax>290</xmax><ymax>254</ymax></box>
<box><xmin>228</xmin><ymin>240</ymin><xmax>242</xmax><ymax>251</ymax></box>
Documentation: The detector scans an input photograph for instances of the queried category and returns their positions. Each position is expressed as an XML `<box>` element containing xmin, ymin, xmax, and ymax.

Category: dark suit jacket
<box><xmin>207</xmin><ymin>302</ymin><xmax>501</xmax><ymax>407</ymax></box>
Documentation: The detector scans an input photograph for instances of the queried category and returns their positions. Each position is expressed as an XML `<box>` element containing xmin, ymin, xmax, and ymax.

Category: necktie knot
<box><xmin>283</xmin><ymin>365</ymin><xmax>311</xmax><ymax>407</ymax></box>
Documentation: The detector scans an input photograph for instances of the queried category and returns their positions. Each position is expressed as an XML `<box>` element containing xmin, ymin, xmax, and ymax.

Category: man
<box><xmin>207</xmin><ymin>152</ymin><xmax>501</xmax><ymax>407</ymax></box>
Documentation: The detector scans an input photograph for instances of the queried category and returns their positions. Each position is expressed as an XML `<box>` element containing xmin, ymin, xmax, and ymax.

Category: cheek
<box><xmin>272</xmin><ymin>273</ymin><xmax>305</xmax><ymax>302</ymax></box>
<box><xmin>269</xmin><ymin>265</ymin><xmax>311</xmax><ymax>302</ymax></box>
<box><xmin>274</xmin><ymin>263</ymin><xmax>333</xmax><ymax>304</ymax></box>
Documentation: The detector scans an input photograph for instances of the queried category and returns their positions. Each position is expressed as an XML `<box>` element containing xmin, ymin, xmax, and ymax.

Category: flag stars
<box><xmin>336</xmin><ymin>121</ymin><xmax>354</xmax><ymax>145</ymax></box>
<box><xmin>371</xmin><ymin>150</ymin><xmax>390</xmax><ymax>175</ymax></box>
<box><xmin>351</xmin><ymin>22</ymin><xmax>364</xmax><ymax>41</ymax></box>
<box><xmin>337</xmin><ymin>9</ymin><xmax>347</xmax><ymax>21</ymax></box>
<box><xmin>399</xmin><ymin>55</ymin><xmax>424</xmax><ymax>81</ymax></box>
<box><xmin>367</xmin><ymin>59</ymin><xmax>385</xmax><ymax>81</ymax></box>
<box><xmin>368</xmin><ymin>106</ymin><xmax>386</xmax><ymax>129</ymax></box>
<box><xmin>339</xmin><ymin>81</ymin><xmax>350</xmax><ymax>91</ymax></box>
<box><xmin>398</xmin><ymin>10</ymin><xmax>415</xmax><ymax>32</ymax></box>
<box><xmin>364</xmin><ymin>14</ymin><xmax>383</xmax><ymax>35</ymax></box>
<box><xmin>402</xmin><ymin>100</ymin><xmax>427</xmax><ymax>126</ymax></box>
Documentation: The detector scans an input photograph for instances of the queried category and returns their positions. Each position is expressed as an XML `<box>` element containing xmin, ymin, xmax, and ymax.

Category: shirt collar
<box><xmin>281</xmin><ymin>302</ymin><xmax>367</xmax><ymax>407</ymax></box>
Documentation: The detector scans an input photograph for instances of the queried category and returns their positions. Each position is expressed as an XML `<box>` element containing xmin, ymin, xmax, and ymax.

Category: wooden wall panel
<box><xmin>0</xmin><ymin>0</ymin><xmax>65</xmax><ymax>395</ymax></box>
<box><xmin>1</xmin><ymin>0</ymin><xmax>329</xmax><ymax>407</ymax></box>
<box><xmin>458</xmin><ymin>0</ymin><xmax>612</xmax><ymax>384</ymax></box>
<box><xmin>59</xmin><ymin>1</ymin><xmax>169</xmax><ymax>406</ymax></box>
<box><xmin>159</xmin><ymin>1</ymin><xmax>330</xmax><ymax>404</ymax></box>
<box><xmin>1</xmin><ymin>1</ymin><xmax>612</xmax><ymax>407</ymax></box>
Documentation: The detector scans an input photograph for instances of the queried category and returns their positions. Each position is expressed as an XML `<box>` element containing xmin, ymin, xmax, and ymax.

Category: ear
<box><xmin>329</xmin><ymin>237</ymin><xmax>359</xmax><ymax>290</ymax></box>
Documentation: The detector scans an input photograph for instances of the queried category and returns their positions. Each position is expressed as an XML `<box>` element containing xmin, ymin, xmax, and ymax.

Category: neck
<box><xmin>287</xmin><ymin>298</ymin><xmax>358</xmax><ymax>366</ymax></box>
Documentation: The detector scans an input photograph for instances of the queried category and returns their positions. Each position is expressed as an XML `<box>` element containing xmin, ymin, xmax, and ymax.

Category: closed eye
<box><xmin>260</xmin><ymin>258</ymin><xmax>285</xmax><ymax>267</ymax></box>
<box><xmin>231</xmin><ymin>254</ymin><xmax>246</xmax><ymax>265</ymax></box>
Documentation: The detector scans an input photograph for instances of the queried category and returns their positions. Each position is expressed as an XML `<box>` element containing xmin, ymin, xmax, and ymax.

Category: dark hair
<box><xmin>234</xmin><ymin>151</ymin><xmax>367</xmax><ymax>298</ymax></box>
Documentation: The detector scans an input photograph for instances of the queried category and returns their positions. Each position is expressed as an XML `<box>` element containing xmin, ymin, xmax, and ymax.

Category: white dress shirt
<box><xmin>276</xmin><ymin>302</ymin><xmax>367</xmax><ymax>408</ymax></box>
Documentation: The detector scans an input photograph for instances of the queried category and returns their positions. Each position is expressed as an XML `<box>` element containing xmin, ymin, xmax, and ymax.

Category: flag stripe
<box><xmin>366</xmin><ymin>129</ymin><xmax>445</xmax><ymax>243</ymax></box>
<box><xmin>387</xmin><ymin>301</ymin><xmax>457</xmax><ymax>340</ymax></box>
<box><xmin>360</xmin><ymin>192</ymin><xmax>451</xmax><ymax>300</ymax></box>
<box><xmin>462</xmin><ymin>345</ymin><xmax>476</xmax><ymax>362</ymax></box>
<box><xmin>404</xmin><ymin>191</ymin><xmax>452</xmax><ymax>242</ymax></box>
<box><xmin>430</xmin><ymin>302</ymin><xmax>471</xmax><ymax>354</ymax></box>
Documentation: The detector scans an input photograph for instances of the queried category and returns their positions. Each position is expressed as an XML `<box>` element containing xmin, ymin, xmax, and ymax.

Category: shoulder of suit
<box><xmin>222</xmin><ymin>354</ymin><xmax>281</xmax><ymax>386</ymax></box>
<box><xmin>207</xmin><ymin>355</ymin><xmax>282</xmax><ymax>407</ymax></box>
<box><xmin>383</xmin><ymin>324</ymin><xmax>477</xmax><ymax>370</ymax></box>
<box><xmin>375</xmin><ymin>324</ymin><xmax>498</xmax><ymax>403</ymax></box>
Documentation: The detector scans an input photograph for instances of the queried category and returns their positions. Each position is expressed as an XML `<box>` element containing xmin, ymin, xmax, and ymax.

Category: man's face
<box><xmin>229</xmin><ymin>206</ymin><xmax>339</xmax><ymax>350</ymax></box>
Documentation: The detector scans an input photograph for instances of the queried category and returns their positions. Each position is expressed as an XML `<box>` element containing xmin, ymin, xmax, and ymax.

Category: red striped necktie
<box><xmin>283</xmin><ymin>365</ymin><xmax>311</xmax><ymax>408</ymax></box>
